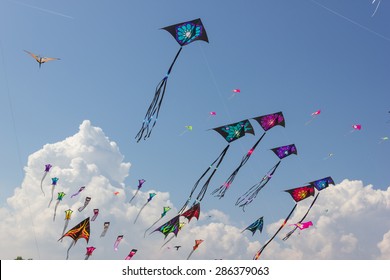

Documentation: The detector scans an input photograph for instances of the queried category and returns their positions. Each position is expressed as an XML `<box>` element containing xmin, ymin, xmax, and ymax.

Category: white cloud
<box><xmin>0</xmin><ymin>121</ymin><xmax>389</xmax><ymax>260</ymax></box>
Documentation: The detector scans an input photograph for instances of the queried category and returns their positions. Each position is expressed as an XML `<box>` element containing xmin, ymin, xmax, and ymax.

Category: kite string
<box><xmin>0</xmin><ymin>38</ymin><xmax>41</xmax><ymax>259</ymax></box>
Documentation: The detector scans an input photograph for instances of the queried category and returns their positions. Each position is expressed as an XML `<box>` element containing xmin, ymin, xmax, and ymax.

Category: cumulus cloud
<box><xmin>0</xmin><ymin>121</ymin><xmax>389</xmax><ymax>260</ymax></box>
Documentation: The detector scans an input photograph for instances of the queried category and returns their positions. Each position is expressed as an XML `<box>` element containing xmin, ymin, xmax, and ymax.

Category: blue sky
<box><xmin>0</xmin><ymin>0</ymin><xmax>389</xmax><ymax>260</ymax></box>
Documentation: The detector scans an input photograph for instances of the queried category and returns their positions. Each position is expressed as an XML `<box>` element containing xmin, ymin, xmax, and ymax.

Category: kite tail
<box><xmin>235</xmin><ymin>161</ymin><xmax>281</xmax><ymax>211</ymax></box>
<box><xmin>179</xmin><ymin>144</ymin><xmax>230</xmax><ymax>213</ymax></box>
<box><xmin>212</xmin><ymin>133</ymin><xmax>266</xmax><ymax>198</ymax></box>
<box><xmin>134</xmin><ymin>203</ymin><xmax>147</xmax><ymax>224</ymax></box>
<box><xmin>66</xmin><ymin>240</ymin><xmax>76</xmax><ymax>260</ymax></box>
<box><xmin>61</xmin><ymin>220</ymin><xmax>69</xmax><ymax>242</ymax></box>
<box><xmin>84</xmin><ymin>255</ymin><xmax>90</xmax><ymax>260</ymax></box>
<box><xmin>129</xmin><ymin>189</ymin><xmax>140</xmax><ymax>204</ymax></box>
<box><xmin>100</xmin><ymin>229</ymin><xmax>107</xmax><ymax>237</ymax></box>
<box><xmin>186</xmin><ymin>249</ymin><xmax>195</xmax><ymax>260</ymax></box>
<box><xmin>254</xmin><ymin>204</ymin><xmax>297</xmax><ymax>260</ymax></box>
<box><xmin>160</xmin><ymin>235</ymin><xmax>175</xmax><ymax>249</ymax></box>
<box><xmin>135</xmin><ymin>47</ymin><xmax>183</xmax><ymax>142</ymax></box>
<box><xmin>282</xmin><ymin>193</ymin><xmax>320</xmax><ymax>241</ymax></box>
<box><xmin>144</xmin><ymin>217</ymin><xmax>162</xmax><ymax>238</ymax></box>
<box><xmin>40</xmin><ymin>172</ymin><xmax>47</xmax><ymax>196</ymax></box>
<box><xmin>48</xmin><ymin>187</ymin><xmax>54</xmax><ymax>208</ymax></box>
<box><xmin>53</xmin><ymin>201</ymin><xmax>60</xmax><ymax>221</ymax></box>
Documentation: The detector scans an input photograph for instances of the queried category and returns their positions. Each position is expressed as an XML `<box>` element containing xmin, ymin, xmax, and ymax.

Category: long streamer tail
<box><xmin>283</xmin><ymin>193</ymin><xmax>320</xmax><ymax>241</ymax></box>
<box><xmin>254</xmin><ymin>204</ymin><xmax>297</xmax><ymax>260</ymax></box>
<box><xmin>134</xmin><ymin>203</ymin><xmax>147</xmax><ymax>224</ymax></box>
<box><xmin>161</xmin><ymin>235</ymin><xmax>175</xmax><ymax>249</ymax></box>
<box><xmin>212</xmin><ymin>133</ymin><xmax>265</xmax><ymax>198</ymax></box>
<box><xmin>53</xmin><ymin>201</ymin><xmax>59</xmax><ymax>221</ymax></box>
<box><xmin>144</xmin><ymin>217</ymin><xmax>161</xmax><ymax>237</ymax></box>
<box><xmin>186</xmin><ymin>249</ymin><xmax>195</xmax><ymax>260</ymax></box>
<box><xmin>135</xmin><ymin>47</ymin><xmax>183</xmax><ymax>142</ymax></box>
<box><xmin>40</xmin><ymin>173</ymin><xmax>47</xmax><ymax>196</ymax></box>
<box><xmin>61</xmin><ymin>220</ymin><xmax>69</xmax><ymax>242</ymax></box>
<box><xmin>129</xmin><ymin>189</ymin><xmax>139</xmax><ymax>204</ymax></box>
<box><xmin>66</xmin><ymin>240</ymin><xmax>75</xmax><ymax>260</ymax></box>
<box><xmin>48</xmin><ymin>187</ymin><xmax>54</xmax><ymax>208</ymax></box>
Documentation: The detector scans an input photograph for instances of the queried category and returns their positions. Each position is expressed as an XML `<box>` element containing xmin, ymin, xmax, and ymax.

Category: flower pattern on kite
<box><xmin>284</xmin><ymin>185</ymin><xmax>315</xmax><ymax>203</ymax></box>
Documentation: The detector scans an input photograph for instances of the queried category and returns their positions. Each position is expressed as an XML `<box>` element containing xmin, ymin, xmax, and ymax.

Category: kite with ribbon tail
<box><xmin>212</xmin><ymin>111</ymin><xmax>285</xmax><ymax>198</ymax></box>
<box><xmin>135</xmin><ymin>18</ymin><xmax>209</xmax><ymax>142</ymax></box>
<box><xmin>100</xmin><ymin>222</ymin><xmax>110</xmax><ymax>237</ymax></box>
<box><xmin>129</xmin><ymin>179</ymin><xmax>145</xmax><ymax>204</ymax></box>
<box><xmin>71</xmin><ymin>186</ymin><xmax>85</xmax><ymax>198</ymax></box>
<box><xmin>114</xmin><ymin>235</ymin><xmax>124</xmax><ymax>251</ymax></box>
<box><xmin>60</xmin><ymin>209</ymin><xmax>73</xmax><ymax>242</ymax></box>
<box><xmin>91</xmin><ymin>209</ymin><xmax>99</xmax><ymax>221</ymax></box>
<box><xmin>39</xmin><ymin>164</ymin><xmax>52</xmax><ymax>196</ymax></box>
<box><xmin>125</xmin><ymin>249</ymin><xmax>138</xmax><ymax>260</ymax></box>
<box><xmin>282</xmin><ymin>176</ymin><xmax>334</xmax><ymax>241</ymax></box>
<box><xmin>78</xmin><ymin>197</ymin><xmax>91</xmax><ymax>212</ymax></box>
<box><xmin>134</xmin><ymin>193</ymin><xmax>157</xmax><ymax>224</ymax></box>
<box><xmin>144</xmin><ymin>206</ymin><xmax>171</xmax><ymax>237</ymax></box>
<box><xmin>58</xmin><ymin>217</ymin><xmax>90</xmax><ymax>260</ymax></box>
<box><xmin>242</xmin><ymin>216</ymin><xmax>264</xmax><ymax>236</ymax></box>
<box><xmin>85</xmin><ymin>246</ymin><xmax>96</xmax><ymax>260</ymax></box>
<box><xmin>187</xmin><ymin>239</ymin><xmax>204</xmax><ymax>260</ymax></box>
<box><xmin>53</xmin><ymin>192</ymin><xmax>66</xmax><ymax>221</ymax></box>
<box><xmin>236</xmin><ymin>144</ymin><xmax>298</xmax><ymax>211</ymax></box>
<box><xmin>48</xmin><ymin>177</ymin><xmax>59</xmax><ymax>207</ymax></box>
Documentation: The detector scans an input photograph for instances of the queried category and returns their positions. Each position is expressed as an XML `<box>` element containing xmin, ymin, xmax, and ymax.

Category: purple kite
<box><xmin>71</xmin><ymin>186</ymin><xmax>86</xmax><ymax>198</ymax></box>
<box><xmin>40</xmin><ymin>164</ymin><xmax>52</xmax><ymax>196</ymax></box>
<box><xmin>129</xmin><ymin>179</ymin><xmax>145</xmax><ymax>204</ymax></box>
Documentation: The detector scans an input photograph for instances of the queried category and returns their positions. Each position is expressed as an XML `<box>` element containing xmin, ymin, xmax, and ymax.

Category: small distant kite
<box><xmin>58</xmin><ymin>217</ymin><xmax>90</xmax><ymax>260</ymax></box>
<box><xmin>242</xmin><ymin>217</ymin><xmax>264</xmax><ymax>236</ymax></box>
<box><xmin>24</xmin><ymin>50</ymin><xmax>60</xmax><ymax>68</ymax></box>
<box><xmin>48</xmin><ymin>177</ymin><xmax>59</xmax><ymax>208</ymax></box>
<box><xmin>135</xmin><ymin>18</ymin><xmax>209</xmax><ymax>142</ymax></box>
<box><xmin>40</xmin><ymin>164</ymin><xmax>52</xmax><ymax>196</ymax></box>
<box><xmin>71</xmin><ymin>186</ymin><xmax>85</xmax><ymax>198</ymax></box>
<box><xmin>305</xmin><ymin>110</ymin><xmax>321</xmax><ymax>125</ymax></box>
<box><xmin>144</xmin><ymin>206</ymin><xmax>171</xmax><ymax>237</ymax></box>
<box><xmin>60</xmin><ymin>209</ymin><xmax>73</xmax><ymax>242</ymax></box>
<box><xmin>91</xmin><ymin>209</ymin><xmax>99</xmax><ymax>221</ymax></box>
<box><xmin>114</xmin><ymin>235</ymin><xmax>124</xmax><ymax>251</ymax></box>
<box><xmin>85</xmin><ymin>246</ymin><xmax>96</xmax><ymax>260</ymax></box>
<box><xmin>134</xmin><ymin>193</ymin><xmax>157</xmax><ymax>224</ymax></box>
<box><xmin>323</xmin><ymin>153</ymin><xmax>334</xmax><ymax>160</ymax></box>
<box><xmin>347</xmin><ymin>124</ymin><xmax>362</xmax><ymax>135</ymax></box>
<box><xmin>125</xmin><ymin>249</ymin><xmax>137</xmax><ymax>260</ymax></box>
<box><xmin>100</xmin><ymin>222</ymin><xmax>110</xmax><ymax>238</ymax></box>
<box><xmin>114</xmin><ymin>191</ymin><xmax>120</xmax><ymax>195</ymax></box>
<box><xmin>180</xmin><ymin>125</ymin><xmax>193</xmax><ymax>136</ymax></box>
<box><xmin>78</xmin><ymin>197</ymin><xmax>91</xmax><ymax>212</ymax></box>
<box><xmin>174</xmin><ymin>245</ymin><xmax>181</xmax><ymax>251</ymax></box>
<box><xmin>209</xmin><ymin>111</ymin><xmax>216</xmax><ymax>117</ymax></box>
<box><xmin>229</xmin><ymin>88</ymin><xmax>241</xmax><ymax>99</ymax></box>
<box><xmin>379</xmin><ymin>137</ymin><xmax>389</xmax><ymax>144</ymax></box>
<box><xmin>187</xmin><ymin>239</ymin><xmax>204</xmax><ymax>260</ymax></box>
<box><xmin>53</xmin><ymin>192</ymin><xmax>66</xmax><ymax>221</ymax></box>
<box><xmin>129</xmin><ymin>179</ymin><xmax>145</xmax><ymax>204</ymax></box>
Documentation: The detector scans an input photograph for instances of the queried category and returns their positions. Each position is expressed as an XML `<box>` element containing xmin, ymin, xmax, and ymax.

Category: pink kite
<box><xmin>292</xmin><ymin>221</ymin><xmax>313</xmax><ymax>230</ymax></box>
<box><xmin>125</xmin><ymin>249</ymin><xmax>137</xmax><ymax>260</ymax></box>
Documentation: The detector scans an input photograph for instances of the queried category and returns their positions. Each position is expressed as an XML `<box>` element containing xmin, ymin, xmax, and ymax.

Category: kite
<box><xmin>129</xmin><ymin>179</ymin><xmax>145</xmax><ymax>204</ymax></box>
<box><xmin>48</xmin><ymin>177</ymin><xmax>59</xmax><ymax>208</ymax></box>
<box><xmin>153</xmin><ymin>214</ymin><xmax>181</xmax><ymax>239</ymax></box>
<box><xmin>347</xmin><ymin>124</ymin><xmax>362</xmax><ymax>135</ymax></box>
<box><xmin>179</xmin><ymin>118</ymin><xmax>254</xmax><ymax>214</ymax></box>
<box><xmin>70</xmin><ymin>186</ymin><xmax>85</xmax><ymax>198</ymax></box>
<box><xmin>159</xmin><ymin>222</ymin><xmax>186</xmax><ymax>248</ymax></box>
<box><xmin>135</xmin><ymin>18</ymin><xmax>209</xmax><ymax>142</ymax></box>
<box><xmin>144</xmin><ymin>206</ymin><xmax>171</xmax><ymax>237</ymax></box>
<box><xmin>180</xmin><ymin>125</ymin><xmax>193</xmax><ymax>136</ymax></box>
<box><xmin>187</xmin><ymin>239</ymin><xmax>204</xmax><ymax>260</ymax></box>
<box><xmin>305</xmin><ymin>109</ymin><xmax>321</xmax><ymax>125</ymax></box>
<box><xmin>253</xmin><ymin>205</ymin><xmax>297</xmax><ymax>260</ymax></box>
<box><xmin>212</xmin><ymin>111</ymin><xmax>285</xmax><ymax>198</ymax></box>
<box><xmin>134</xmin><ymin>193</ymin><xmax>157</xmax><ymax>224</ymax></box>
<box><xmin>114</xmin><ymin>191</ymin><xmax>120</xmax><ymax>195</ymax></box>
<box><xmin>379</xmin><ymin>137</ymin><xmax>389</xmax><ymax>144</ymax></box>
<box><xmin>60</xmin><ymin>209</ymin><xmax>73</xmax><ymax>242</ymax></box>
<box><xmin>114</xmin><ymin>235</ymin><xmax>124</xmax><ymax>251</ymax></box>
<box><xmin>85</xmin><ymin>246</ymin><xmax>96</xmax><ymax>260</ymax></box>
<box><xmin>24</xmin><ymin>50</ymin><xmax>60</xmax><ymax>68</ymax></box>
<box><xmin>242</xmin><ymin>216</ymin><xmax>264</xmax><ymax>236</ymax></box>
<box><xmin>78</xmin><ymin>197</ymin><xmax>91</xmax><ymax>212</ymax></box>
<box><xmin>181</xmin><ymin>202</ymin><xmax>200</xmax><ymax>222</ymax></box>
<box><xmin>91</xmin><ymin>209</ymin><xmax>99</xmax><ymax>221</ymax></box>
<box><xmin>291</xmin><ymin>221</ymin><xmax>313</xmax><ymax>230</ymax></box>
<box><xmin>372</xmin><ymin>0</ymin><xmax>382</xmax><ymax>17</ymax></box>
<box><xmin>323</xmin><ymin>153</ymin><xmax>334</xmax><ymax>160</ymax></box>
<box><xmin>236</xmin><ymin>144</ymin><xmax>297</xmax><ymax>211</ymax></box>
<box><xmin>58</xmin><ymin>217</ymin><xmax>90</xmax><ymax>260</ymax></box>
<box><xmin>53</xmin><ymin>192</ymin><xmax>66</xmax><ymax>221</ymax></box>
<box><xmin>209</xmin><ymin>111</ymin><xmax>216</xmax><ymax>117</ymax></box>
<box><xmin>100</xmin><ymin>222</ymin><xmax>110</xmax><ymax>237</ymax></box>
<box><xmin>39</xmin><ymin>164</ymin><xmax>52</xmax><ymax>196</ymax></box>
<box><xmin>282</xmin><ymin>176</ymin><xmax>334</xmax><ymax>241</ymax></box>
<box><xmin>229</xmin><ymin>88</ymin><xmax>241</xmax><ymax>99</ymax></box>
<box><xmin>174</xmin><ymin>245</ymin><xmax>181</xmax><ymax>250</ymax></box>
<box><xmin>125</xmin><ymin>249</ymin><xmax>138</xmax><ymax>260</ymax></box>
